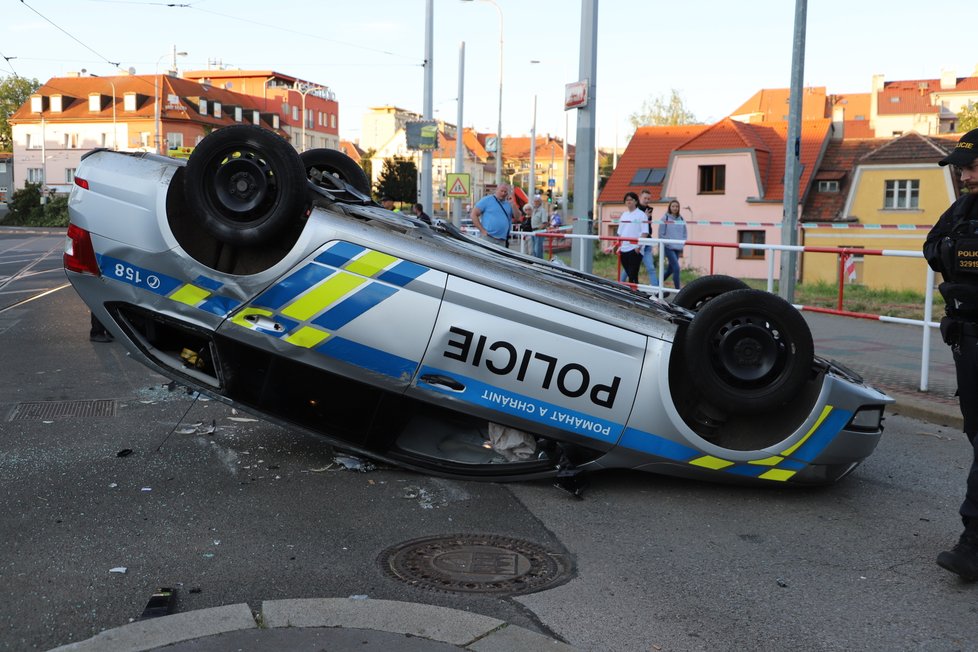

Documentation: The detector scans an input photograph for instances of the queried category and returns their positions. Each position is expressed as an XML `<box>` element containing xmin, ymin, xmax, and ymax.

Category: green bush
<box><xmin>3</xmin><ymin>184</ymin><xmax>69</xmax><ymax>227</ymax></box>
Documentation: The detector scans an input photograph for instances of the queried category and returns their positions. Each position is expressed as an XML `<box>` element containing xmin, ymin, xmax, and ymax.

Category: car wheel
<box><xmin>683</xmin><ymin>288</ymin><xmax>813</xmax><ymax>414</ymax></box>
<box><xmin>672</xmin><ymin>274</ymin><xmax>749</xmax><ymax>311</ymax></box>
<box><xmin>184</xmin><ymin>125</ymin><xmax>308</xmax><ymax>246</ymax></box>
<box><xmin>300</xmin><ymin>148</ymin><xmax>371</xmax><ymax>195</ymax></box>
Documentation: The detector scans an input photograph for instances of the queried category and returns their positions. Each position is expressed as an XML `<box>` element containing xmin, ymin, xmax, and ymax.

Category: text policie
<box><xmin>442</xmin><ymin>326</ymin><xmax>622</xmax><ymax>409</ymax></box>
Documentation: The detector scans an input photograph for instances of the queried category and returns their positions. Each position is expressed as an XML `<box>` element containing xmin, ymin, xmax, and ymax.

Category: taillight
<box><xmin>74</xmin><ymin>176</ymin><xmax>89</xmax><ymax>190</ymax></box>
<box><xmin>64</xmin><ymin>224</ymin><xmax>101</xmax><ymax>276</ymax></box>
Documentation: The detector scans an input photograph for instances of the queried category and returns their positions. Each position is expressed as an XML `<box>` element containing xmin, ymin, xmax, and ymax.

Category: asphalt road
<box><xmin>1</xmin><ymin>231</ymin><xmax>976</xmax><ymax>651</ymax></box>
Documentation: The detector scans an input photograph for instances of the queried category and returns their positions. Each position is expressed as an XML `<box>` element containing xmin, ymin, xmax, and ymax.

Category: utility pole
<box><xmin>421</xmin><ymin>0</ymin><xmax>434</xmax><ymax>212</ymax></box>
<box><xmin>779</xmin><ymin>0</ymin><xmax>808</xmax><ymax>302</ymax></box>
<box><xmin>571</xmin><ymin>0</ymin><xmax>598</xmax><ymax>273</ymax></box>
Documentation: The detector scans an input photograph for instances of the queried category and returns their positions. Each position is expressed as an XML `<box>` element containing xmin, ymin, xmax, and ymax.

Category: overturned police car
<box><xmin>64</xmin><ymin>125</ymin><xmax>891</xmax><ymax>486</ymax></box>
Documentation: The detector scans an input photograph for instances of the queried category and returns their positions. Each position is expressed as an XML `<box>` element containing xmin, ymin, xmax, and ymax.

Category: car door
<box><xmin>216</xmin><ymin>239</ymin><xmax>447</xmax><ymax>394</ymax></box>
<box><xmin>407</xmin><ymin>276</ymin><xmax>647</xmax><ymax>450</ymax></box>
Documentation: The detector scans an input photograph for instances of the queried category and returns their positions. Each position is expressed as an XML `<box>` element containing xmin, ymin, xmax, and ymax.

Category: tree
<box><xmin>374</xmin><ymin>156</ymin><xmax>417</xmax><ymax>204</ymax></box>
<box><xmin>5</xmin><ymin>183</ymin><xmax>68</xmax><ymax>227</ymax></box>
<box><xmin>957</xmin><ymin>104</ymin><xmax>978</xmax><ymax>133</ymax></box>
<box><xmin>629</xmin><ymin>89</ymin><xmax>699</xmax><ymax>130</ymax></box>
<box><xmin>0</xmin><ymin>75</ymin><xmax>41</xmax><ymax>150</ymax></box>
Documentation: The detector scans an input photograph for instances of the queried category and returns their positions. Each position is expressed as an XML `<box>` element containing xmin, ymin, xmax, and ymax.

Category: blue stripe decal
<box><xmin>317</xmin><ymin>337</ymin><xmax>417</xmax><ymax>380</ymax></box>
<box><xmin>417</xmin><ymin>366</ymin><xmax>621</xmax><ymax>444</ymax></box>
<box><xmin>618</xmin><ymin>427</ymin><xmax>700</xmax><ymax>461</ymax></box>
<box><xmin>723</xmin><ymin>465</ymin><xmax>768</xmax><ymax>478</ymax></box>
<box><xmin>252</xmin><ymin>264</ymin><xmax>336</xmax><ymax>310</ymax></box>
<box><xmin>377</xmin><ymin>260</ymin><xmax>428</xmax><ymax>287</ymax></box>
<box><xmin>97</xmin><ymin>254</ymin><xmax>183</xmax><ymax>296</ymax></box>
<box><xmin>197</xmin><ymin>295</ymin><xmax>241</xmax><ymax>316</ymax></box>
<box><xmin>778</xmin><ymin>459</ymin><xmax>807</xmax><ymax>471</ymax></box>
<box><xmin>312</xmin><ymin>283</ymin><xmax>398</xmax><ymax>331</ymax></box>
<box><xmin>315</xmin><ymin>241</ymin><xmax>365</xmax><ymax>268</ymax></box>
<box><xmin>792</xmin><ymin>408</ymin><xmax>853</xmax><ymax>462</ymax></box>
<box><xmin>193</xmin><ymin>275</ymin><xmax>223</xmax><ymax>291</ymax></box>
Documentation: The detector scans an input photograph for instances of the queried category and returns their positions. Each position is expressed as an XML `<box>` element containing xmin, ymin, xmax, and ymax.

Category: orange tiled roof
<box><xmin>10</xmin><ymin>74</ymin><xmax>285</xmax><ymax>135</ymax></box>
<box><xmin>801</xmin><ymin>138</ymin><xmax>885</xmax><ymax>221</ymax></box>
<box><xmin>597</xmin><ymin>124</ymin><xmax>708</xmax><ymax>203</ymax></box>
<box><xmin>339</xmin><ymin>140</ymin><xmax>363</xmax><ymax>163</ymax></box>
<box><xmin>728</xmin><ymin>87</ymin><xmax>831</xmax><ymax>122</ymax></box>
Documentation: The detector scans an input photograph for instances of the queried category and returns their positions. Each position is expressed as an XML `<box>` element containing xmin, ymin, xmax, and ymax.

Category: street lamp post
<box><xmin>461</xmin><ymin>0</ymin><xmax>503</xmax><ymax>185</ymax></box>
<box><xmin>295</xmin><ymin>83</ymin><xmax>324</xmax><ymax>152</ymax></box>
<box><xmin>155</xmin><ymin>49</ymin><xmax>187</xmax><ymax>155</ymax></box>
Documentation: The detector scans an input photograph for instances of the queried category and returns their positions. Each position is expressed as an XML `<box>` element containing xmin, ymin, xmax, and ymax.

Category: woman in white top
<box><xmin>617</xmin><ymin>192</ymin><xmax>648</xmax><ymax>283</ymax></box>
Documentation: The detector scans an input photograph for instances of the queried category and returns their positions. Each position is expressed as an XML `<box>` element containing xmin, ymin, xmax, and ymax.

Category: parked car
<box><xmin>64</xmin><ymin>126</ymin><xmax>892</xmax><ymax>487</ymax></box>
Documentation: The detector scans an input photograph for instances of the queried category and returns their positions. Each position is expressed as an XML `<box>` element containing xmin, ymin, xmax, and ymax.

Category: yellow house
<box><xmin>800</xmin><ymin>132</ymin><xmax>956</xmax><ymax>291</ymax></box>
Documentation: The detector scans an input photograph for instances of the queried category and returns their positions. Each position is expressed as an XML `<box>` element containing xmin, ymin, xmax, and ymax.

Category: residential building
<box><xmin>361</xmin><ymin>106</ymin><xmax>422</xmax><ymax>152</ymax></box>
<box><xmin>8</xmin><ymin>72</ymin><xmax>290</xmax><ymax>194</ymax></box>
<box><xmin>369</xmin><ymin>124</ymin><xmax>492</xmax><ymax>215</ymax></box>
<box><xmin>182</xmin><ymin>69</ymin><xmax>339</xmax><ymax>151</ymax></box>
<box><xmin>731</xmin><ymin>68</ymin><xmax>978</xmax><ymax>139</ymax></box>
<box><xmin>499</xmin><ymin>135</ymin><xmax>574</xmax><ymax>202</ymax></box>
<box><xmin>598</xmin><ymin>118</ymin><xmax>832</xmax><ymax>279</ymax></box>
<box><xmin>800</xmin><ymin>132</ymin><xmax>955</xmax><ymax>290</ymax></box>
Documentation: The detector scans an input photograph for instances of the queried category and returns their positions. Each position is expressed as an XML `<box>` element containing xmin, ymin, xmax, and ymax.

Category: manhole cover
<box><xmin>379</xmin><ymin>534</ymin><xmax>573</xmax><ymax>595</ymax></box>
<box><xmin>9</xmin><ymin>399</ymin><xmax>117</xmax><ymax>421</ymax></box>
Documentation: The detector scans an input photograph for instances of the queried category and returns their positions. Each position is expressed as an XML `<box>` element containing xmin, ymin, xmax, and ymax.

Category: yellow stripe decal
<box><xmin>689</xmin><ymin>455</ymin><xmax>734</xmax><ymax>470</ymax></box>
<box><xmin>170</xmin><ymin>284</ymin><xmax>211</xmax><ymax>307</ymax></box>
<box><xmin>281</xmin><ymin>272</ymin><xmax>366</xmax><ymax>321</ymax></box>
<box><xmin>759</xmin><ymin>468</ymin><xmax>796</xmax><ymax>482</ymax></box>
<box><xmin>285</xmin><ymin>326</ymin><xmax>331</xmax><ymax>349</ymax></box>
<box><xmin>748</xmin><ymin>456</ymin><xmax>784</xmax><ymax>466</ymax></box>
<box><xmin>345</xmin><ymin>251</ymin><xmax>398</xmax><ymax>278</ymax></box>
<box><xmin>780</xmin><ymin>405</ymin><xmax>833</xmax><ymax>456</ymax></box>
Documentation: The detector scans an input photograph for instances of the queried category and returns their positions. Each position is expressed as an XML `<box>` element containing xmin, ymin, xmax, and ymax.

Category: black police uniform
<box><xmin>923</xmin><ymin>192</ymin><xmax>978</xmax><ymax>530</ymax></box>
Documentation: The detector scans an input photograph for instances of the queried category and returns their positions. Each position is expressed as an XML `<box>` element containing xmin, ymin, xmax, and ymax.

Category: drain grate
<box><xmin>379</xmin><ymin>534</ymin><xmax>572</xmax><ymax>596</ymax></box>
<box><xmin>9</xmin><ymin>399</ymin><xmax>117</xmax><ymax>421</ymax></box>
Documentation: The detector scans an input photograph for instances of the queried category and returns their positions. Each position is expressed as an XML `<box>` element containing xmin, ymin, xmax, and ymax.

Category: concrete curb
<box><xmin>884</xmin><ymin>388</ymin><xmax>963</xmax><ymax>431</ymax></box>
<box><xmin>48</xmin><ymin>598</ymin><xmax>577</xmax><ymax>652</ymax></box>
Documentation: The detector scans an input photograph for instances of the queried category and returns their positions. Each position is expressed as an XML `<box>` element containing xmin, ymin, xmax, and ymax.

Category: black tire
<box><xmin>300</xmin><ymin>148</ymin><xmax>371</xmax><ymax>195</ymax></box>
<box><xmin>683</xmin><ymin>289</ymin><xmax>813</xmax><ymax>414</ymax></box>
<box><xmin>672</xmin><ymin>274</ymin><xmax>749</xmax><ymax>311</ymax></box>
<box><xmin>184</xmin><ymin>125</ymin><xmax>307</xmax><ymax>246</ymax></box>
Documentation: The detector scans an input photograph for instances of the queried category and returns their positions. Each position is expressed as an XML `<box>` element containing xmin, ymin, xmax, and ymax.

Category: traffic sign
<box><xmin>548</xmin><ymin>178</ymin><xmax>556</xmax><ymax>187</ymax></box>
<box><xmin>446</xmin><ymin>173</ymin><xmax>471</xmax><ymax>198</ymax></box>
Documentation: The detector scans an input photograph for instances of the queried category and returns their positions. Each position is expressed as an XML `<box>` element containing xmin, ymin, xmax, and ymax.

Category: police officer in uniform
<box><xmin>923</xmin><ymin>127</ymin><xmax>978</xmax><ymax>581</ymax></box>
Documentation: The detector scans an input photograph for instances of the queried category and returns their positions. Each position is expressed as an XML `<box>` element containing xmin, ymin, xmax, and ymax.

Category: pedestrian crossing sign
<box><xmin>446</xmin><ymin>173</ymin><xmax>471</xmax><ymax>198</ymax></box>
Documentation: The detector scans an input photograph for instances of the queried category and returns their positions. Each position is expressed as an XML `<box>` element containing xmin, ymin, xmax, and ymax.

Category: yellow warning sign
<box><xmin>446</xmin><ymin>173</ymin><xmax>471</xmax><ymax>198</ymax></box>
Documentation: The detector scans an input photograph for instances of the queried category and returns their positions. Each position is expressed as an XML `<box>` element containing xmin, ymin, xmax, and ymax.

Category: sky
<box><xmin>2</xmin><ymin>0</ymin><xmax>974</xmax><ymax>149</ymax></box>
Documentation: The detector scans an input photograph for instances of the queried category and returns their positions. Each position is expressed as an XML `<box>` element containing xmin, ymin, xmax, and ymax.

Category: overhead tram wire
<box><xmin>18</xmin><ymin>0</ymin><xmax>122</xmax><ymax>69</ymax></box>
<box><xmin>0</xmin><ymin>51</ymin><xmax>18</xmax><ymax>76</ymax></box>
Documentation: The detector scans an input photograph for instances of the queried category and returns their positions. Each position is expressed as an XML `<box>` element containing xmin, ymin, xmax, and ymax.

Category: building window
<box><xmin>330</xmin><ymin>114</ymin><xmax>336</xmax><ymax>129</ymax></box>
<box><xmin>818</xmin><ymin>180</ymin><xmax>840</xmax><ymax>192</ymax></box>
<box><xmin>199</xmin><ymin>99</ymin><xmax>208</xmax><ymax>116</ymax></box>
<box><xmin>30</xmin><ymin>95</ymin><xmax>44</xmax><ymax>112</ymax></box>
<box><xmin>234</xmin><ymin>106</ymin><xmax>242</xmax><ymax>122</ymax></box>
<box><xmin>292</xmin><ymin>106</ymin><xmax>299</xmax><ymax>121</ymax></box>
<box><xmin>698</xmin><ymin>165</ymin><xmax>725</xmax><ymax>194</ymax></box>
<box><xmin>140</xmin><ymin>132</ymin><xmax>151</xmax><ymax>147</ymax></box>
<box><xmin>27</xmin><ymin>168</ymin><xmax>44</xmax><ymax>184</ymax></box>
<box><xmin>51</xmin><ymin>95</ymin><xmax>63</xmax><ymax>113</ymax></box>
<box><xmin>630</xmin><ymin>167</ymin><xmax>666</xmax><ymax>185</ymax></box>
<box><xmin>737</xmin><ymin>230</ymin><xmax>765</xmax><ymax>259</ymax></box>
<box><xmin>252</xmin><ymin>110</ymin><xmax>260</xmax><ymax>125</ymax></box>
<box><xmin>884</xmin><ymin>179</ymin><xmax>919</xmax><ymax>209</ymax></box>
<box><xmin>65</xmin><ymin>168</ymin><xmax>76</xmax><ymax>183</ymax></box>
<box><xmin>213</xmin><ymin>102</ymin><xmax>222</xmax><ymax>118</ymax></box>
<box><xmin>124</xmin><ymin>93</ymin><xmax>137</xmax><ymax>111</ymax></box>
<box><xmin>0</xmin><ymin>162</ymin><xmax>6</xmax><ymax>173</ymax></box>
<box><xmin>25</xmin><ymin>133</ymin><xmax>32</xmax><ymax>149</ymax></box>
<box><xmin>89</xmin><ymin>94</ymin><xmax>102</xmax><ymax>112</ymax></box>
<box><xmin>64</xmin><ymin>133</ymin><xmax>78</xmax><ymax>148</ymax></box>
<box><xmin>167</xmin><ymin>132</ymin><xmax>184</xmax><ymax>150</ymax></box>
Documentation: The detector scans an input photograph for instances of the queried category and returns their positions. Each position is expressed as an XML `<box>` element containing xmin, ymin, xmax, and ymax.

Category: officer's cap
<box><xmin>939</xmin><ymin>128</ymin><xmax>978</xmax><ymax>167</ymax></box>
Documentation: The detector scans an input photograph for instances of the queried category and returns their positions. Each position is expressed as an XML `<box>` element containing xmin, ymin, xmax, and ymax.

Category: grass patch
<box><xmin>587</xmin><ymin>251</ymin><xmax>938</xmax><ymax>320</ymax></box>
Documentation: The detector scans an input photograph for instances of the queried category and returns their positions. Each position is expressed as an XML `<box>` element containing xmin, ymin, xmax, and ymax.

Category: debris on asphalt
<box><xmin>228</xmin><ymin>416</ymin><xmax>259</xmax><ymax>423</ymax></box>
<box><xmin>109</xmin><ymin>567</ymin><xmax>127</xmax><ymax>574</ymax></box>
<box><xmin>141</xmin><ymin>487</ymin><xmax>152</xmax><ymax>492</ymax></box>
<box><xmin>138</xmin><ymin>588</ymin><xmax>174</xmax><ymax>620</ymax></box>
<box><xmin>349</xmin><ymin>594</ymin><xmax>369</xmax><ymax>600</ymax></box>
<box><xmin>116</xmin><ymin>449</ymin><xmax>133</xmax><ymax>458</ymax></box>
<box><xmin>776</xmin><ymin>578</ymin><xmax>789</xmax><ymax>588</ymax></box>
<box><xmin>333</xmin><ymin>454</ymin><xmax>376</xmax><ymax>472</ymax></box>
